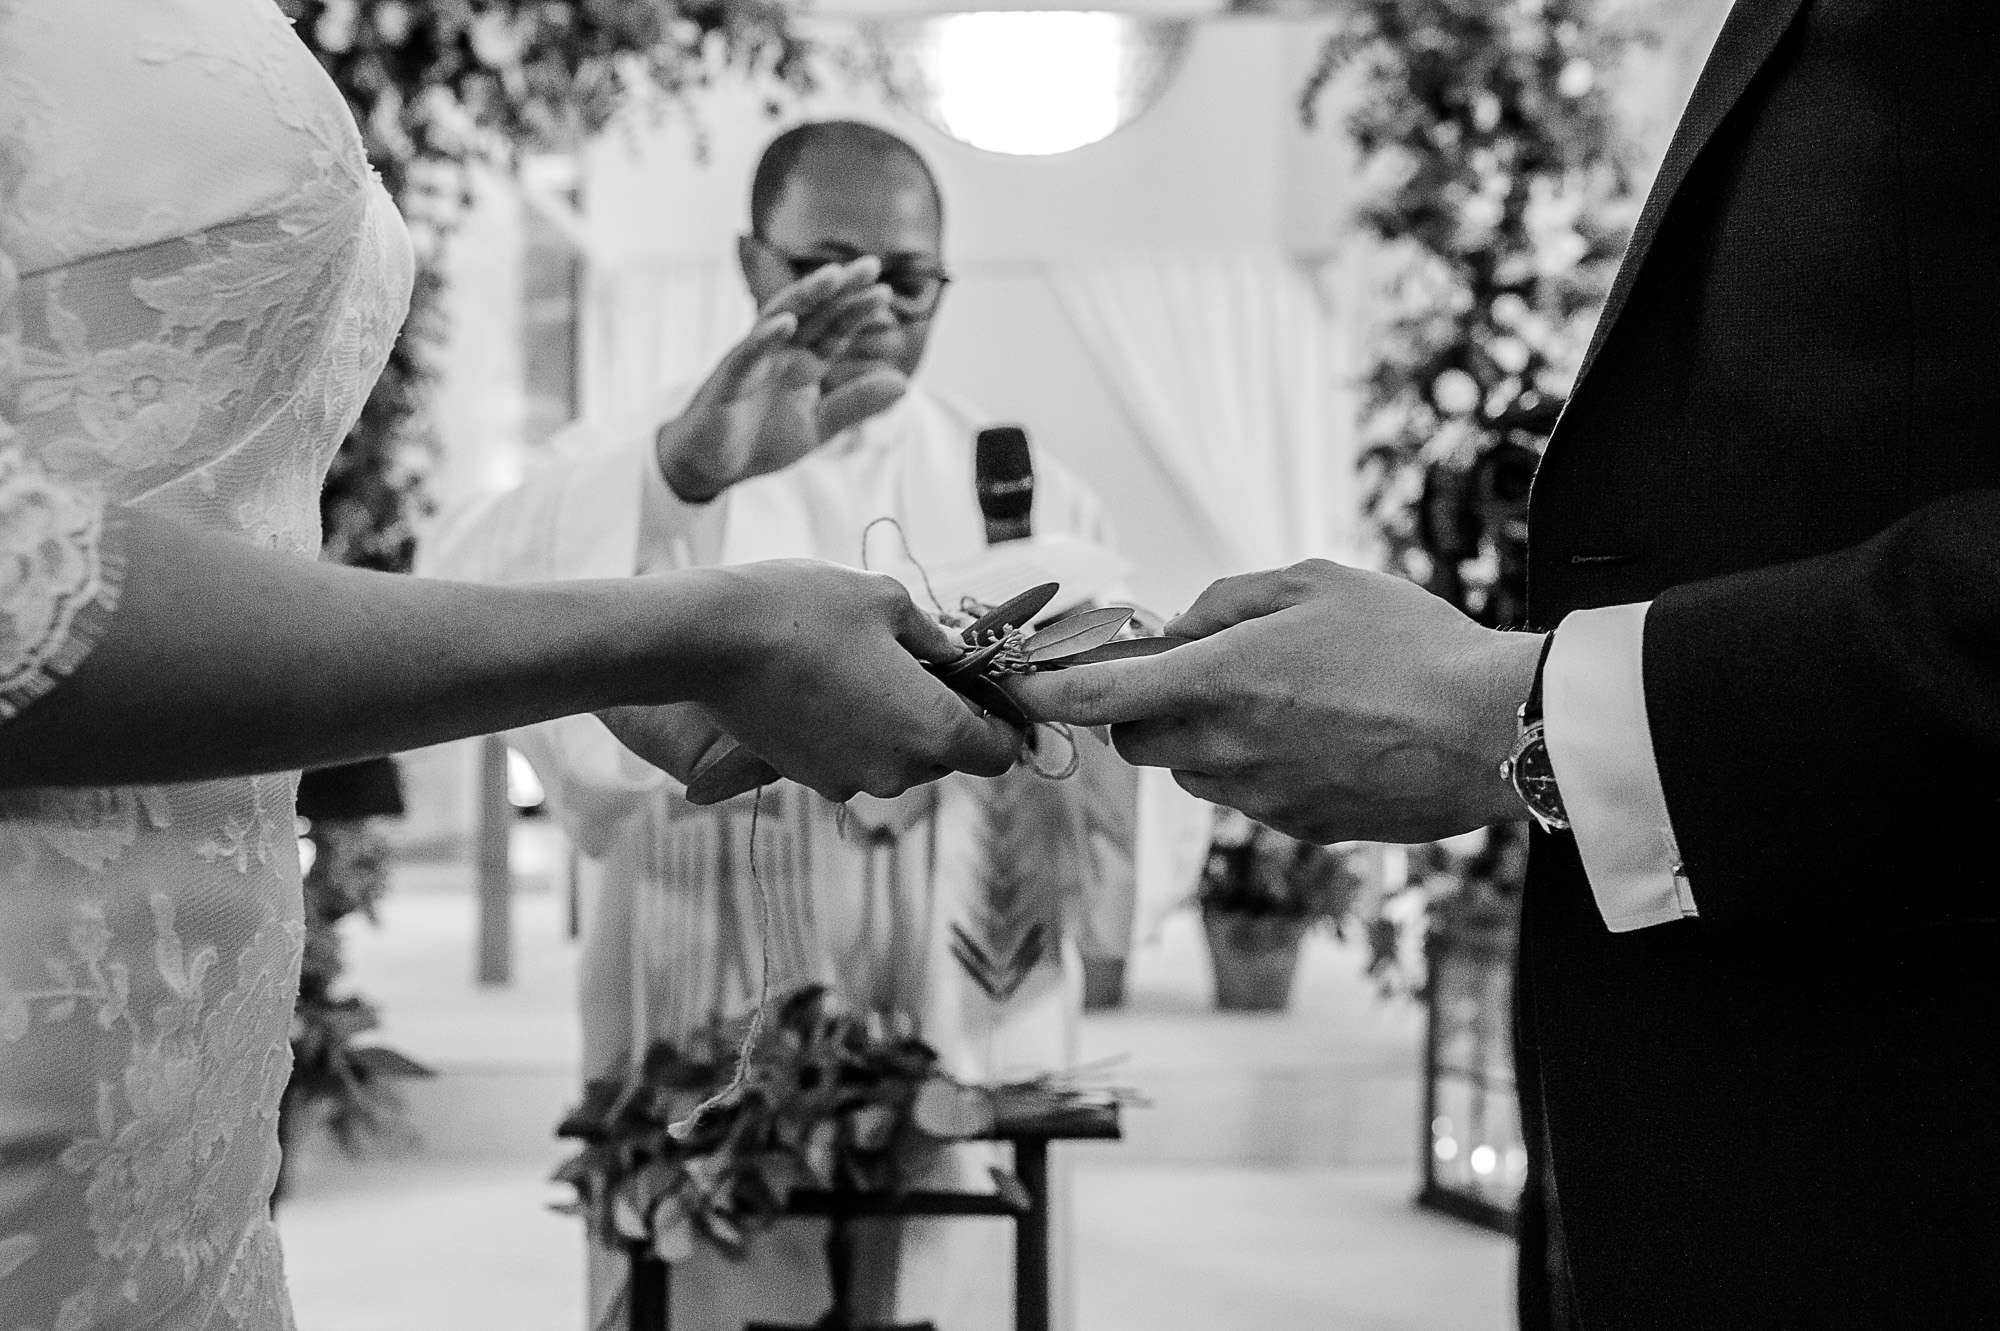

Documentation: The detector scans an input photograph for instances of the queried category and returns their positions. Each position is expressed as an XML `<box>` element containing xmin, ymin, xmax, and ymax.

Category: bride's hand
<box><xmin>594</xmin><ymin>702</ymin><xmax>741</xmax><ymax>787</ymax></box>
<box><xmin>653</xmin><ymin>559</ymin><xmax>1021</xmax><ymax>803</ymax></box>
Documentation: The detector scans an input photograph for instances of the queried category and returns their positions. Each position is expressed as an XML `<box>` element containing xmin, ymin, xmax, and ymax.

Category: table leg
<box><xmin>1014</xmin><ymin>1139</ymin><xmax>1049</xmax><ymax>1331</ymax></box>
<box><xmin>631</xmin><ymin>1248</ymin><xmax>670</xmax><ymax>1331</ymax></box>
<box><xmin>475</xmin><ymin>735</ymin><xmax>512</xmax><ymax>985</ymax></box>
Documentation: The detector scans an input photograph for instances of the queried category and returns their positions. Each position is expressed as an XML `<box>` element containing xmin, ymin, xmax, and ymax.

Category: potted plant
<box><xmin>558</xmin><ymin>986</ymin><xmax>955</xmax><ymax>1331</ymax></box>
<box><xmin>555</xmin><ymin>985</ymin><xmax>1127</xmax><ymax>1329</ymax></box>
<box><xmin>1195</xmin><ymin>810</ymin><xmax>1364</xmax><ymax>1012</ymax></box>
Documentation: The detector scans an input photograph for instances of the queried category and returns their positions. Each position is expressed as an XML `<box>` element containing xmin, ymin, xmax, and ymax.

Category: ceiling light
<box><xmin>869</xmin><ymin>11</ymin><xmax>1193</xmax><ymax>157</ymax></box>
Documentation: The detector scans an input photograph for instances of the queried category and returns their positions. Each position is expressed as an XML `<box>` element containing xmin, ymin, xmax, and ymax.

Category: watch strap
<box><xmin>1523</xmin><ymin>630</ymin><xmax>1557</xmax><ymax>726</ymax></box>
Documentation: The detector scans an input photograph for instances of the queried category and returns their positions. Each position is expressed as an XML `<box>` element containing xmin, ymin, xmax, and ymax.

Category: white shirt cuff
<box><xmin>636</xmin><ymin>437</ymin><xmax>728</xmax><ymax>573</ymax></box>
<box><xmin>1543</xmin><ymin>602</ymin><xmax>1698</xmax><ymax>932</ymax></box>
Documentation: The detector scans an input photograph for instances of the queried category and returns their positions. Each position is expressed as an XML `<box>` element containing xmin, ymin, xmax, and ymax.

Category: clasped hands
<box><xmin>611</xmin><ymin>556</ymin><xmax>1543</xmax><ymax>845</ymax></box>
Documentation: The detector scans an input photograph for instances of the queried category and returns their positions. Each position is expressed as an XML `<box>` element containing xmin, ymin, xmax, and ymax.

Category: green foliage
<box><xmin>554</xmin><ymin>985</ymin><xmax>940</xmax><ymax>1262</ymax></box>
<box><xmin>276</xmin><ymin>820</ymin><xmax>434</xmax><ymax>1200</ymax></box>
<box><xmin>1372</xmin><ymin>823</ymin><xmax>1530</xmax><ymax>999</ymax></box>
<box><xmin>284</xmin><ymin>0</ymin><xmax>820</xmax><ymax>193</ymax></box>
<box><xmin>1303</xmin><ymin>0</ymin><xmax>1640</xmax><ymax>624</ymax></box>
<box><xmin>1195</xmin><ymin>809</ymin><xmax>1366</xmax><ymax>926</ymax></box>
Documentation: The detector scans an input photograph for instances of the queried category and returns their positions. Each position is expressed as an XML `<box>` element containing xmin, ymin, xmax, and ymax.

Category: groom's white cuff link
<box><xmin>1543</xmin><ymin>601</ymin><xmax>1700</xmax><ymax>933</ymax></box>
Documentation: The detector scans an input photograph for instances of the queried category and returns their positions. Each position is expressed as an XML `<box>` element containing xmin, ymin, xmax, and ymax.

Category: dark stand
<box><xmin>626</xmin><ymin>1113</ymin><xmax>1118</xmax><ymax>1331</ymax></box>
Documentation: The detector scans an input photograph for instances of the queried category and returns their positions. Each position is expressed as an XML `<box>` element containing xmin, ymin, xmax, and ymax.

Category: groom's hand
<box><xmin>1004</xmin><ymin>560</ymin><xmax>1544</xmax><ymax>844</ymax></box>
<box><xmin>684</xmin><ymin>559</ymin><xmax>1021</xmax><ymax>804</ymax></box>
<box><xmin>655</xmin><ymin>257</ymin><xmax>907</xmax><ymax>502</ymax></box>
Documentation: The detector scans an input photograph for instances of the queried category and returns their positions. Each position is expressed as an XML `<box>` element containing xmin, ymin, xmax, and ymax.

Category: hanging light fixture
<box><xmin>866</xmin><ymin>11</ymin><xmax>1194</xmax><ymax>157</ymax></box>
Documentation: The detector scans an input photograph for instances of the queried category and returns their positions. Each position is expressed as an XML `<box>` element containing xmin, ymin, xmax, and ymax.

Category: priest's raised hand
<box><xmin>1005</xmin><ymin>559</ymin><xmax>1546</xmax><ymax>844</ymax></box>
<box><xmin>653</xmin><ymin>256</ymin><xmax>910</xmax><ymax>502</ymax></box>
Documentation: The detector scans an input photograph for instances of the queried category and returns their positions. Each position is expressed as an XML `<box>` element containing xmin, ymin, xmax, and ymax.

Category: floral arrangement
<box><xmin>554</xmin><ymin>985</ymin><xmax>941</xmax><ymax>1262</ymax></box>
<box><xmin>1302</xmin><ymin>0</ymin><xmax>1639</xmax><ymax>625</ymax></box>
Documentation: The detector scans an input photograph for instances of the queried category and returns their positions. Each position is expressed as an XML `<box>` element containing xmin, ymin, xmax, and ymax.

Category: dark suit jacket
<box><xmin>1519</xmin><ymin>0</ymin><xmax>2000</xmax><ymax>1325</ymax></box>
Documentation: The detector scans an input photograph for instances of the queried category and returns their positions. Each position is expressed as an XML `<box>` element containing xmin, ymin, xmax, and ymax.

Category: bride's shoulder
<box><xmin>2</xmin><ymin>0</ymin><xmax>372</xmax><ymax>272</ymax></box>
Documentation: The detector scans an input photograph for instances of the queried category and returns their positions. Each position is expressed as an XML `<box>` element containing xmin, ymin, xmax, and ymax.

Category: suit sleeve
<box><xmin>1641</xmin><ymin>488</ymin><xmax>2000</xmax><ymax>933</ymax></box>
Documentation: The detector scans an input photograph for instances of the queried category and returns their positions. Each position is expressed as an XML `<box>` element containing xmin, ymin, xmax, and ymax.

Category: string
<box><xmin>1025</xmin><ymin>721</ymin><xmax>1082</xmax><ymax>781</ymax></box>
<box><xmin>663</xmin><ymin>514</ymin><xmax>1083</xmax><ymax>1139</ymax></box>
<box><xmin>861</xmin><ymin>514</ymin><xmax>947</xmax><ymax>616</ymax></box>
<box><xmin>668</xmin><ymin>784</ymin><xmax>769</xmax><ymax>1140</ymax></box>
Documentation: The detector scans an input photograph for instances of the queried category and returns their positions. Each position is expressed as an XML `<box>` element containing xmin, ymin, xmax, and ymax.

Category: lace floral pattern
<box><xmin>59</xmin><ymin>908</ymin><xmax>303</xmax><ymax>1287</ymax></box>
<box><xmin>0</xmin><ymin>446</ymin><xmax>119</xmax><ymax>720</ymax></box>
<box><xmin>0</xmin><ymin>2</ymin><xmax>413</xmax><ymax>1328</ymax></box>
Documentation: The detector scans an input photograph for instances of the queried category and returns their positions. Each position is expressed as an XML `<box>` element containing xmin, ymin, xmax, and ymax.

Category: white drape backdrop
<box><xmin>1048</xmin><ymin>248</ymin><xmax>1358</xmax><ymax>571</ymax></box>
<box><xmin>580</xmin><ymin>258</ymin><xmax>756</xmax><ymax>422</ymax></box>
<box><xmin>1043</xmin><ymin>249</ymin><xmax>1358</xmax><ymax>937</ymax></box>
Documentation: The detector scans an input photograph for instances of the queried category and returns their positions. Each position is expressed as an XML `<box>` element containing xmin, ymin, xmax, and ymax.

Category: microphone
<box><xmin>975</xmin><ymin>425</ymin><xmax>1035</xmax><ymax>544</ymax></box>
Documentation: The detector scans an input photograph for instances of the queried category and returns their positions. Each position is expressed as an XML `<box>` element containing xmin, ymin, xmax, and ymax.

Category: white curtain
<box><xmin>580</xmin><ymin>258</ymin><xmax>754</xmax><ymax>422</ymax></box>
<box><xmin>1048</xmin><ymin>249</ymin><xmax>1360</xmax><ymax>939</ymax></box>
<box><xmin>1048</xmin><ymin>248</ymin><xmax>1357</xmax><ymax>571</ymax></box>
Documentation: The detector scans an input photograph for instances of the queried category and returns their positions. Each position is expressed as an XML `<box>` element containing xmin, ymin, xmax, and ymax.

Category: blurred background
<box><xmin>275</xmin><ymin>1</ymin><xmax>1733</xmax><ymax>1327</ymax></box>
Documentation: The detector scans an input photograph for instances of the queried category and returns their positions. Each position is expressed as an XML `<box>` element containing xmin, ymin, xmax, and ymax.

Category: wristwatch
<box><xmin>1499</xmin><ymin>633</ymin><xmax>1571</xmax><ymax>832</ymax></box>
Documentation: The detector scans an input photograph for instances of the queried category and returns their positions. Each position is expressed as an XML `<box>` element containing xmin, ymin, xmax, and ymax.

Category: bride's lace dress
<box><xmin>0</xmin><ymin>1</ymin><xmax>412</xmax><ymax>1326</ymax></box>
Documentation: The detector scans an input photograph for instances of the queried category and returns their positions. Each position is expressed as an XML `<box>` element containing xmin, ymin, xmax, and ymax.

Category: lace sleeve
<box><xmin>0</xmin><ymin>249</ymin><xmax>124</xmax><ymax>723</ymax></box>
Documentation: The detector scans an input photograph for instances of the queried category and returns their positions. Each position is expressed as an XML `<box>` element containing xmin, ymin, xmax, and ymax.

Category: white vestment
<box><xmin>421</xmin><ymin>384</ymin><xmax>1128</xmax><ymax>1331</ymax></box>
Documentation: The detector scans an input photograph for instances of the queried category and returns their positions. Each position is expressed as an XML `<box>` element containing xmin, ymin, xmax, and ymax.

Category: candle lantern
<box><xmin>1417</xmin><ymin>839</ymin><xmax>1528</xmax><ymax>1234</ymax></box>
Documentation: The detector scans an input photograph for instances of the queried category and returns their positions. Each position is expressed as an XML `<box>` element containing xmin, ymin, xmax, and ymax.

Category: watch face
<box><xmin>1510</xmin><ymin>726</ymin><xmax>1568</xmax><ymax>829</ymax></box>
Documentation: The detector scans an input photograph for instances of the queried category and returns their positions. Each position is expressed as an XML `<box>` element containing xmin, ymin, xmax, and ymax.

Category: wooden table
<box><xmin>626</xmin><ymin>1105</ymin><xmax>1121</xmax><ymax>1331</ymax></box>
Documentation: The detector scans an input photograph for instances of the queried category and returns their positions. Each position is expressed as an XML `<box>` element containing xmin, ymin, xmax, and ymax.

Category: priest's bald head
<box><xmin>738</xmin><ymin>120</ymin><xmax>950</xmax><ymax>383</ymax></box>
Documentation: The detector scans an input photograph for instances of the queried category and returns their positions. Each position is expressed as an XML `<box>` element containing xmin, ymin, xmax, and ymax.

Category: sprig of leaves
<box><xmin>554</xmin><ymin>985</ymin><xmax>941</xmax><ymax>1262</ymax></box>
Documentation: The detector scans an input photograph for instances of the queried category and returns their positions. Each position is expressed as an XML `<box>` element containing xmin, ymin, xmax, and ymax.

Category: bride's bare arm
<box><xmin>0</xmin><ymin>510</ymin><xmax>1018</xmax><ymax>797</ymax></box>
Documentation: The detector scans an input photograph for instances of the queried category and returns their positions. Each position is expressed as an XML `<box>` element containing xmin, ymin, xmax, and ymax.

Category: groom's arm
<box><xmin>1634</xmin><ymin>487</ymin><xmax>2000</xmax><ymax>933</ymax></box>
<box><xmin>1006</xmin><ymin>487</ymin><xmax>2000</xmax><ymax>936</ymax></box>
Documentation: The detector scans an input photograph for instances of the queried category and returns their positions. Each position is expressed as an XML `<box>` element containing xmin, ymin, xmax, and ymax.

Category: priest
<box><xmin>422</xmin><ymin>120</ymin><xmax>1133</xmax><ymax>1331</ymax></box>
